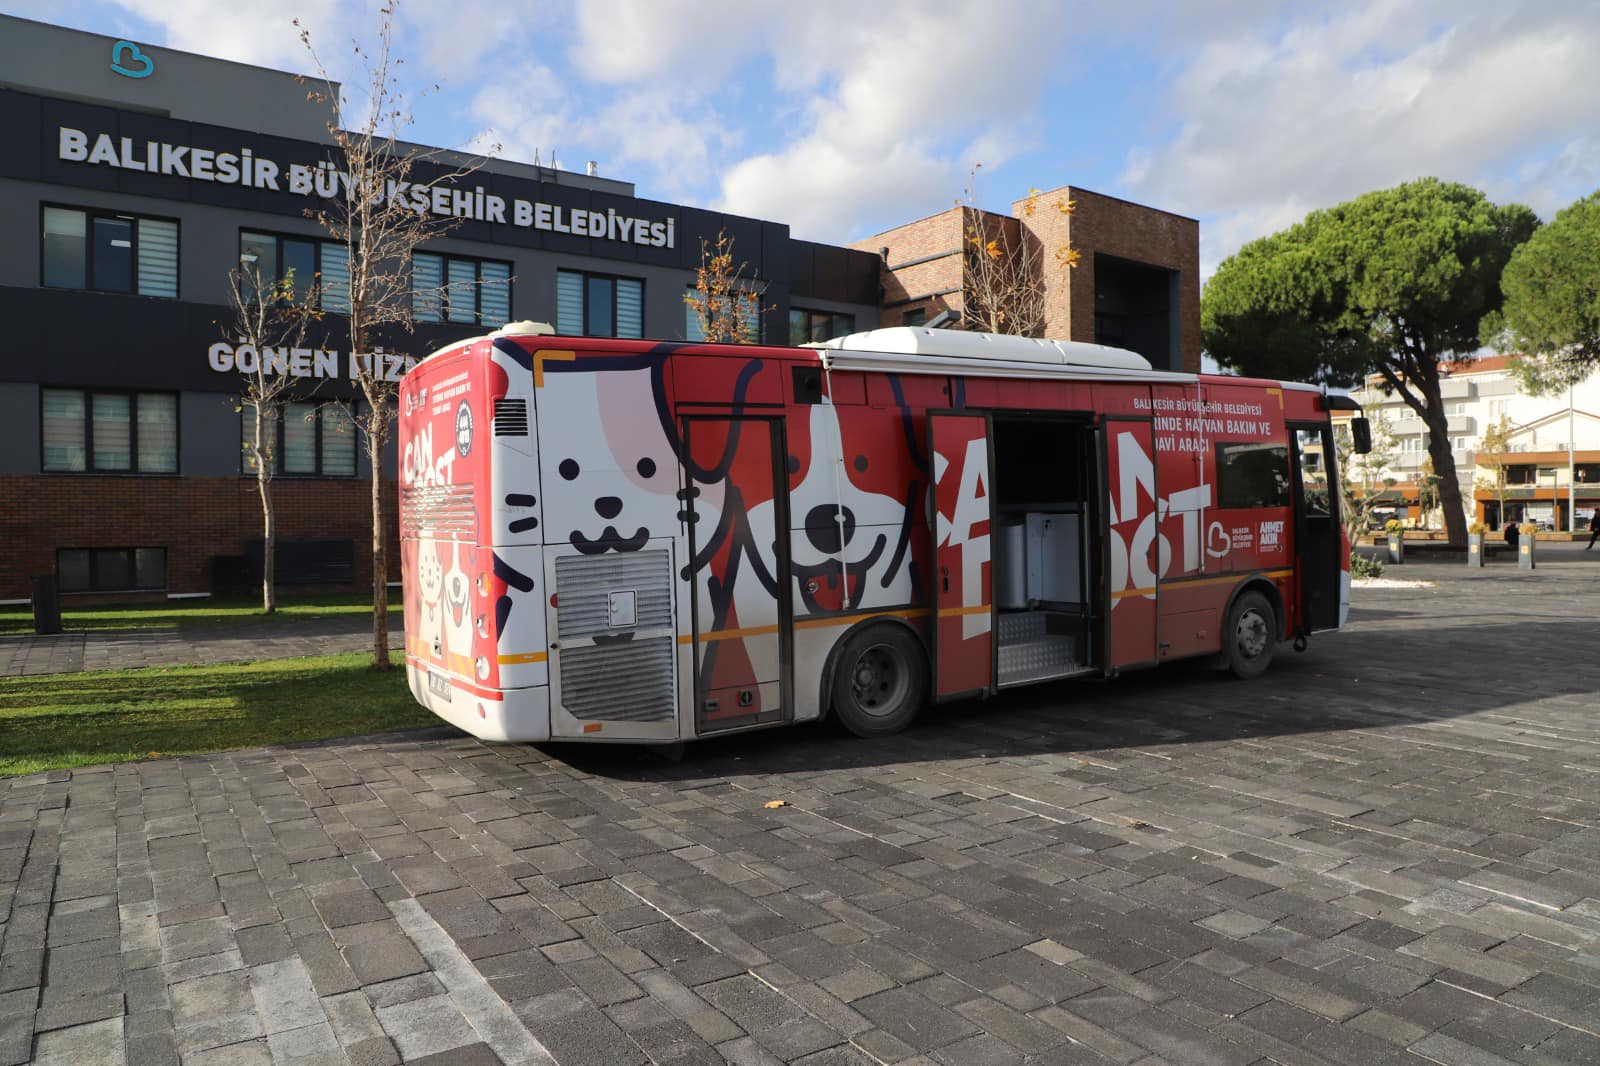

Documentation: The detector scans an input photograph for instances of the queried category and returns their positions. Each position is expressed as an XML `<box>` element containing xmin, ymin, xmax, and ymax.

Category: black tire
<box><xmin>830</xmin><ymin>625</ymin><xmax>928</xmax><ymax>737</ymax></box>
<box><xmin>1224</xmin><ymin>590</ymin><xmax>1277</xmax><ymax>679</ymax></box>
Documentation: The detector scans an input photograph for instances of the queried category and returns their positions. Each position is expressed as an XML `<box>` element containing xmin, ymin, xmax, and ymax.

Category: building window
<box><xmin>903</xmin><ymin>308</ymin><xmax>927</xmax><ymax>327</ymax></box>
<box><xmin>42</xmin><ymin>206</ymin><xmax>178</xmax><ymax>297</ymax></box>
<box><xmin>41</xmin><ymin>389</ymin><xmax>177</xmax><ymax>473</ymax></box>
<box><xmin>241</xmin><ymin>402</ymin><xmax>358</xmax><ymax>477</ymax></box>
<box><xmin>1215</xmin><ymin>442</ymin><xmax>1290</xmax><ymax>509</ymax></box>
<box><xmin>58</xmin><ymin>548</ymin><xmax>166</xmax><ymax>593</ymax></box>
<box><xmin>239</xmin><ymin>231</ymin><xmax>350</xmax><ymax>313</ymax></box>
<box><xmin>556</xmin><ymin>270</ymin><xmax>643</xmax><ymax>338</ymax></box>
<box><xmin>1506</xmin><ymin>464</ymin><xmax>1536</xmax><ymax>485</ymax></box>
<box><xmin>789</xmin><ymin>308</ymin><xmax>855</xmax><ymax>345</ymax></box>
<box><xmin>684</xmin><ymin>288</ymin><xmax>761</xmax><ymax>343</ymax></box>
<box><xmin>413</xmin><ymin>252</ymin><xmax>512</xmax><ymax>326</ymax></box>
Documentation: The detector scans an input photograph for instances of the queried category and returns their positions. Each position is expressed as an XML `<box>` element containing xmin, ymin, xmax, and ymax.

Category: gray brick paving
<box><xmin>0</xmin><ymin>617</ymin><xmax>404</xmax><ymax>677</ymax></box>
<box><xmin>2</xmin><ymin>558</ymin><xmax>1600</xmax><ymax>1062</ymax></box>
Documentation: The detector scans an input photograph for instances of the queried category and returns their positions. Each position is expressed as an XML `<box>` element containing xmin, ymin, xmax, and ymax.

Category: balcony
<box><xmin>1391</xmin><ymin>414</ymin><xmax>1474</xmax><ymax>436</ymax></box>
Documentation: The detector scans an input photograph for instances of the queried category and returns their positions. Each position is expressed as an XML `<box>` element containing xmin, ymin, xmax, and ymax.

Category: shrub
<box><xmin>1519</xmin><ymin>522</ymin><xmax>1539</xmax><ymax>536</ymax></box>
<box><xmin>1384</xmin><ymin>519</ymin><xmax>1405</xmax><ymax>535</ymax></box>
<box><xmin>1469</xmin><ymin>520</ymin><xmax>1487</xmax><ymax>535</ymax></box>
<box><xmin>1351</xmin><ymin>553</ymin><xmax>1385</xmax><ymax>579</ymax></box>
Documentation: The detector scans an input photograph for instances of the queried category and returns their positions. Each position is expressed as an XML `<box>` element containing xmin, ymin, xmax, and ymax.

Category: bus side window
<box><xmin>1216</xmin><ymin>442</ymin><xmax>1290</xmax><ymax>509</ymax></box>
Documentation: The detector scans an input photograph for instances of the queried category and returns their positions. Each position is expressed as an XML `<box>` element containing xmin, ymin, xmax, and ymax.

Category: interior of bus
<box><xmin>990</xmin><ymin>416</ymin><xmax>1100</xmax><ymax>686</ymax></box>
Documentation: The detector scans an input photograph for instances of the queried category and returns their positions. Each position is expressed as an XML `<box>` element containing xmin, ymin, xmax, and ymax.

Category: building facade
<box><xmin>0</xmin><ymin>14</ymin><xmax>1200</xmax><ymax>603</ymax></box>
<box><xmin>1350</xmin><ymin>356</ymin><xmax>1600</xmax><ymax>531</ymax></box>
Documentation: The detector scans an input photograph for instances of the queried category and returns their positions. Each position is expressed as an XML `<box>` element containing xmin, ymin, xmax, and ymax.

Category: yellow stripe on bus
<box><xmin>1112</xmin><ymin>568</ymin><xmax>1294</xmax><ymax>601</ymax></box>
<box><xmin>935</xmin><ymin>604</ymin><xmax>992</xmax><ymax>618</ymax></box>
<box><xmin>498</xmin><ymin>652</ymin><xmax>548</xmax><ymax>665</ymax></box>
<box><xmin>678</xmin><ymin>607</ymin><xmax>933</xmax><ymax>645</ymax></box>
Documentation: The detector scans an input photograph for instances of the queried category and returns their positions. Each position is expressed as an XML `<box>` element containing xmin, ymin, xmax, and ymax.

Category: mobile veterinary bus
<box><xmin>400</xmin><ymin>326</ymin><xmax>1364</xmax><ymax>743</ymax></box>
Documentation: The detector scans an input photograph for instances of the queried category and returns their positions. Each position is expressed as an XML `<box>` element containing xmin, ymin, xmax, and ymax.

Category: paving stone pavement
<box><xmin>0</xmin><ymin>618</ymin><xmax>405</xmax><ymax>677</ymax></box>
<box><xmin>2</xmin><ymin>558</ymin><xmax>1600</xmax><ymax>1064</ymax></box>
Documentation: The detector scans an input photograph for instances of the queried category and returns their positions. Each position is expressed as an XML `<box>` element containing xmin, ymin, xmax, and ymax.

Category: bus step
<box><xmin>997</xmin><ymin>635</ymin><xmax>1080</xmax><ymax>686</ymax></box>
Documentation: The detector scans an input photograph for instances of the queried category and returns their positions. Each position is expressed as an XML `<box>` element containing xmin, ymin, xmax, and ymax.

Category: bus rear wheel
<box><xmin>831</xmin><ymin>626</ymin><xmax>927</xmax><ymax>737</ymax></box>
<box><xmin>1225</xmin><ymin>590</ymin><xmax>1277</xmax><ymax>679</ymax></box>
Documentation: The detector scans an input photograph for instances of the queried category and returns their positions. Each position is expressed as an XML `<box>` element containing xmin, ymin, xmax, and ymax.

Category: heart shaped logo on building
<box><xmin>110</xmin><ymin>41</ymin><xmax>155</xmax><ymax>79</ymax></box>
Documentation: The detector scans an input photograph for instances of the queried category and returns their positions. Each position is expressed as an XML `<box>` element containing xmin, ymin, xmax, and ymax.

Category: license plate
<box><xmin>427</xmin><ymin>670</ymin><xmax>453</xmax><ymax>702</ymax></box>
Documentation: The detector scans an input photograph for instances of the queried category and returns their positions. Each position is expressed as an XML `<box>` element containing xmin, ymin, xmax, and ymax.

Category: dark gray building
<box><xmin>0</xmin><ymin>14</ymin><xmax>879</xmax><ymax>601</ymax></box>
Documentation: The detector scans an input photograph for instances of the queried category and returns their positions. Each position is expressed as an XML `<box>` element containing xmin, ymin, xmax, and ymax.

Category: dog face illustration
<box><xmin>537</xmin><ymin>363</ymin><xmax>687</xmax><ymax>555</ymax></box>
<box><xmin>755</xmin><ymin>402</ymin><xmax>914</xmax><ymax>613</ymax></box>
<box><xmin>417</xmin><ymin>542</ymin><xmax>444</xmax><ymax>625</ymax></box>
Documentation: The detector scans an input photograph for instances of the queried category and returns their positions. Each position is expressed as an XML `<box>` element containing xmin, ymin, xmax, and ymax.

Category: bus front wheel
<box><xmin>1225</xmin><ymin>590</ymin><xmax>1277</xmax><ymax>680</ymax></box>
<box><xmin>830</xmin><ymin>626</ymin><xmax>927</xmax><ymax>737</ymax></box>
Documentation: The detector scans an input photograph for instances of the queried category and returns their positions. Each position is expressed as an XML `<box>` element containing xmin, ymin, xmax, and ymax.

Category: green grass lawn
<box><xmin>0</xmin><ymin>653</ymin><xmax>439</xmax><ymax>776</ymax></box>
<box><xmin>0</xmin><ymin>591</ymin><xmax>401</xmax><ymax>636</ymax></box>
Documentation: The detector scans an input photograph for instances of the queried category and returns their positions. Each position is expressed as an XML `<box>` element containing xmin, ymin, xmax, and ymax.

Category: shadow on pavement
<box><xmin>524</xmin><ymin>614</ymin><xmax>1599</xmax><ymax>784</ymax></box>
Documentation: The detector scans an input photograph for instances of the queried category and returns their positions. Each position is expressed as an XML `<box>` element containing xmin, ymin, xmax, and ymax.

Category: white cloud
<box><xmin>1124</xmin><ymin>1</ymin><xmax>1600</xmax><ymax>272</ymax></box>
<box><xmin>560</xmin><ymin>0</ymin><xmax>1072</xmax><ymax>241</ymax></box>
<box><xmin>104</xmin><ymin>0</ymin><xmax>348</xmax><ymax>73</ymax></box>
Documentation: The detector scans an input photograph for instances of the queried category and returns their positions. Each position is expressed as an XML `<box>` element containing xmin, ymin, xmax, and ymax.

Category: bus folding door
<box><xmin>928</xmin><ymin>411</ymin><xmax>995</xmax><ymax>699</ymax></box>
<box><xmin>681</xmin><ymin>415</ymin><xmax>793</xmax><ymax>734</ymax></box>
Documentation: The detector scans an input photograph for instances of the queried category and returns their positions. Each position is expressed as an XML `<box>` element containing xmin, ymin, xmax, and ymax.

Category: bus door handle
<box><xmin>941</xmin><ymin>565</ymin><xmax>950</xmax><ymax>592</ymax></box>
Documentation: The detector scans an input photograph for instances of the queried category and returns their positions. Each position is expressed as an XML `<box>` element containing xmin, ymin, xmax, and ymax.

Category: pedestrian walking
<box><xmin>1587</xmin><ymin>510</ymin><xmax>1600</xmax><ymax>549</ymax></box>
<box><xmin>1506</xmin><ymin>521</ymin><xmax>1521</xmax><ymax>549</ymax></box>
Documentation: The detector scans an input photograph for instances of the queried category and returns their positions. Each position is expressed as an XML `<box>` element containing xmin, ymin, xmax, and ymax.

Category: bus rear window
<box><xmin>1216</xmin><ymin>442</ymin><xmax>1289</xmax><ymax>508</ymax></box>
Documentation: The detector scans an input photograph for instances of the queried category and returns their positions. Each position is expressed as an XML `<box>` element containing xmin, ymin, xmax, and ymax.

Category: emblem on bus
<box><xmin>456</xmin><ymin>401</ymin><xmax>474</xmax><ymax>457</ymax></box>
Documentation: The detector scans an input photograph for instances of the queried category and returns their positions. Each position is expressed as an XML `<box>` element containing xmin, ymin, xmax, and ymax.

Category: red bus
<box><xmin>399</xmin><ymin>326</ymin><xmax>1365</xmax><ymax>744</ymax></box>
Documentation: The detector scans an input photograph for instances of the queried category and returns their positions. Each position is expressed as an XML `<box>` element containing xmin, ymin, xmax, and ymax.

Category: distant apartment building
<box><xmin>1350</xmin><ymin>356</ymin><xmax>1600</xmax><ymax>531</ymax></box>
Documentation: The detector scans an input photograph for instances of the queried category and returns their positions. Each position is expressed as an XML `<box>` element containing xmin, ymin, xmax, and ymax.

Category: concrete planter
<box><xmin>1466</xmin><ymin>533</ymin><xmax>1485</xmax><ymax>567</ymax></box>
<box><xmin>1519</xmin><ymin>536</ymin><xmax>1536</xmax><ymax>570</ymax></box>
<box><xmin>1386</xmin><ymin>535</ymin><xmax>1405</xmax><ymax>564</ymax></box>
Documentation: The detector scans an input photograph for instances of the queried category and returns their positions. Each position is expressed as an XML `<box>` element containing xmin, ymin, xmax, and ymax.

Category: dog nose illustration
<box><xmin>595</xmin><ymin>497</ymin><xmax>623</xmax><ymax>519</ymax></box>
<box><xmin>804</xmin><ymin>504</ymin><xmax>856</xmax><ymax>554</ymax></box>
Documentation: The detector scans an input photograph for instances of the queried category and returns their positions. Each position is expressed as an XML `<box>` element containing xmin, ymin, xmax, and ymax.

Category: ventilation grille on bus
<box><xmin>559</xmin><ymin>638</ymin><xmax>675</xmax><ymax>721</ymax></box>
<box><xmin>494</xmin><ymin>398</ymin><xmax>529</xmax><ymax>436</ymax></box>
<box><xmin>554</xmin><ymin>550</ymin><xmax>675</xmax><ymax>722</ymax></box>
<box><xmin>400</xmin><ymin>483</ymin><xmax>476</xmax><ymax>538</ymax></box>
<box><xmin>554</xmin><ymin>550</ymin><xmax>672</xmax><ymax>639</ymax></box>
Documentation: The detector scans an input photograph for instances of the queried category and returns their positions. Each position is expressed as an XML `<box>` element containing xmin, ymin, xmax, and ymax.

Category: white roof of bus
<box><xmin>817</xmin><ymin>326</ymin><xmax>1321</xmax><ymax>393</ymax></box>
<box><xmin>815</xmin><ymin>327</ymin><xmax>1153</xmax><ymax>370</ymax></box>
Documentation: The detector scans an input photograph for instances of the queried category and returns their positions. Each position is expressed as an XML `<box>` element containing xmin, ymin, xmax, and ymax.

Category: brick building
<box><xmin>856</xmin><ymin>186</ymin><xmax>1200</xmax><ymax>373</ymax></box>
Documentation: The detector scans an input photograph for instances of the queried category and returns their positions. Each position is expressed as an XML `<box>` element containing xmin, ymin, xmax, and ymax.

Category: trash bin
<box><xmin>31</xmin><ymin>574</ymin><xmax>62</xmax><ymax>635</ymax></box>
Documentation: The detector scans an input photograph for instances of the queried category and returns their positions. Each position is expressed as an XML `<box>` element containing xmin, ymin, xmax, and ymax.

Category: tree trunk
<box><xmin>259</xmin><ymin>471</ymin><xmax>276</xmax><ymax>614</ymax></box>
<box><xmin>1417</xmin><ymin>375</ymin><xmax>1468</xmax><ymax>545</ymax></box>
<box><xmin>369</xmin><ymin>423</ymin><xmax>391</xmax><ymax>671</ymax></box>
<box><xmin>256</xmin><ymin>411</ymin><xmax>276</xmax><ymax>614</ymax></box>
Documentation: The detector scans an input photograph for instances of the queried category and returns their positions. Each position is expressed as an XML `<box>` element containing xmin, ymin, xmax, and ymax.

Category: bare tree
<box><xmin>297</xmin><ymin>4</ymin><xmax>494</xmax><ymax>669</ymax></box>
<box><xmin>684</xmin><ymin>228</ymin><xmax>770</xmax><ymax>343</ymax></box>
<box><xmin>960</xmin><ymin>167</ymin><xmax>1078</xmax><ymax>336</ymax></box>
<box><xmin>1475</xmin><ymin>413</ymin><xmax>1516</xmax><ymax>528</ymax></box>
<box><xmin>226</xmin><ymin>261</ymin><xmax>312</xmax><ymax>613</ymax></box>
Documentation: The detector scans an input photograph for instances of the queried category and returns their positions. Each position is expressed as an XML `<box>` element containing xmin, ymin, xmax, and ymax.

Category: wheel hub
<box><xmin>1237</xmin><ymin>610</ymin><xmax>1268</xmax><ymax>658</ymax></box>
<box><xmin>851</xmin><ymin>647</ymin><xmax>902</xmax><ymax>713</ymax></box>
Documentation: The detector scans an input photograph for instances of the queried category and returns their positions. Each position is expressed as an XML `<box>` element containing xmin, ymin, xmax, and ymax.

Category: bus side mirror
<box><xmin>1351</xmin><ymin>417</ymin><xmax>1373</xmax><ymax>455</ymax></box>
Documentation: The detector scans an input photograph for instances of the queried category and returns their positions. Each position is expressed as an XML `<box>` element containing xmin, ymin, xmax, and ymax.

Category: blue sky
<box><xmin>10</xmin><ymin>0</ymin><xmax>1600</xmax><ymax>279</ymax></box>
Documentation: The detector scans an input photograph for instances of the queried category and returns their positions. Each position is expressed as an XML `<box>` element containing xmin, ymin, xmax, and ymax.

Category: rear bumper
<box><xmin>405</xmin><ymin>661</ymin><xmax>550</xmax><ymax>742</ymax></box>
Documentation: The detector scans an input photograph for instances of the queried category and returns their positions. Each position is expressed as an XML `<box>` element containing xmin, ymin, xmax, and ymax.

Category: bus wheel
<box><xmin>1225</xmin><ymin>591</ymin><xmax>1276</xmax><ymax>679</ymax></box>
<box><xmin>831</xmin><ymin>626</ymin><xmax>927</xmax><ymax>737</ymax></box>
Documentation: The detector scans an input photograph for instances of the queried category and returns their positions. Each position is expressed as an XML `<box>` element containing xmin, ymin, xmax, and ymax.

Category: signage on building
<box><xmin>207</xmin><ymin>340</ymin><xmax>416</xmax><ymax>382</ymax></box>
<box><xmin>109</xmin><ymin>41</ymin><xmax>155</xmax><ymax>79</ymax></box>
<box><xmin>56</xmin><ymin>125</ymin><xmax>676</xmax><ymax>248</ymax></box>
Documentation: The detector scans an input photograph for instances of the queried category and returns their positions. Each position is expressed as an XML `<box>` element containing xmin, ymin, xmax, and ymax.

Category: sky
<box><xmin>9</xmin><ymin>0</ymin><xmax>1600</xmax><ymax>281</ymax></box>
